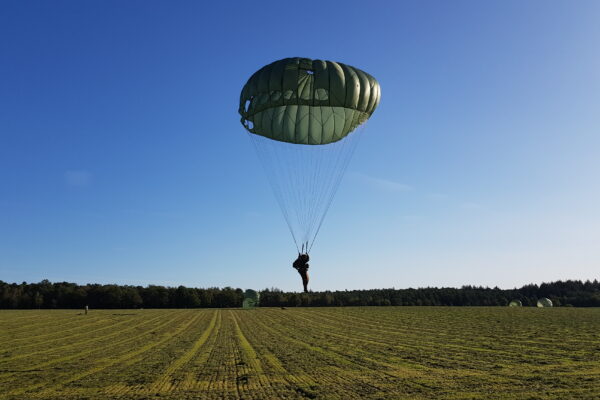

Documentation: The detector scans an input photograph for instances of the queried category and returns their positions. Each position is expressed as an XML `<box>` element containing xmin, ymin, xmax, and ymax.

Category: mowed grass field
<box><xmin>1</xmin><ymin>307</ymin><xmax>599</xmax><ymax>400</ymax></box>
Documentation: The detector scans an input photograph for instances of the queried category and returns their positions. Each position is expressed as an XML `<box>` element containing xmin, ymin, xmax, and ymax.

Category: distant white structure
<box><xmin>537</xmin><ymin>298</ymin><xmax>553</xmax><ymax>307</ymax></box>
<box><xmin>508</xmin><ymin>300</ymin><xmax>522</xmax><ymax>307</ymax></box>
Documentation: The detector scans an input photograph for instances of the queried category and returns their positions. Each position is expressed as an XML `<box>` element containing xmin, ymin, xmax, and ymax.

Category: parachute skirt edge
<box><xmin>244</xmin><ymin>106</ymin><xmax>369</xmax><ymax>145</ymax></box>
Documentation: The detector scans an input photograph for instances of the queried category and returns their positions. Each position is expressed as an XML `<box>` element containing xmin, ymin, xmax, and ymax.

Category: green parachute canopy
<box><xmin>242</xmin><ymin>289</ymin><xmax>259</xmax><ymax>309</ymax></box>
<box><xmin>239</xmin><ymin>58</ymin><xmax>380</xmax><ymax>253</ymax></box>
<box><xmin>508</xmin><ymin>300</ymin><xmax>522</xmax><ymax>307</ymax></box>
<box><xmin>537</xmin><ymin>298</ymin><xmax>553</xmax><ymax>308</ymax></box>
<box><xmin>239</xmin><ymin>57</ymin><xmax>381</xmax><ymax>145</ymax></box>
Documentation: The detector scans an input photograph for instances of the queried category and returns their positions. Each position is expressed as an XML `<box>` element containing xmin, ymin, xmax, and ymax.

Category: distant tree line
<box><xmin>0</xmin><ymin>279</ymin><xmax>598</xmax><ymax>309</ymax></box>
<box><xmin>260</xmin><ymin>280</ymin><xmax>600</xmax><ymax>308</ymax></box>
<box><xmin>0</xmin><ymin>280</ymin><xmax>244</xmax><ymax>309</ymax></box>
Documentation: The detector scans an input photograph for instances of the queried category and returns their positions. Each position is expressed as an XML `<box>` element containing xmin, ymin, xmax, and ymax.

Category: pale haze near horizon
<box><xmin>0</xmin><ymin>1</ymin><xmax>598</xmax><ymax>291</ymax></box>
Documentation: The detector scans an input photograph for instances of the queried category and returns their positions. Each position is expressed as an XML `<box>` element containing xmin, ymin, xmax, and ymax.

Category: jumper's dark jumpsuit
<box><xmin>293</xmin><ymin>254</ymin><xmax>310</xmax><ymax>293</ymax></box>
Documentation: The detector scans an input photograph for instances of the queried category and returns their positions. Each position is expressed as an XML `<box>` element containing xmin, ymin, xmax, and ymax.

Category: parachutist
<box><xmin>240</xmin><ymin>59</ymin><xmax>380</xmax><ymax>287</ymax></box>
<box><xmin>293</xmin><ymin>253</ymin><xmax>310</xmax><ymax>293</ymax></box>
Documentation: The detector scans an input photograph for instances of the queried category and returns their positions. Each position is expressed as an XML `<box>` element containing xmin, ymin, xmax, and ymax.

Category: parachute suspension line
<box><xmin>305</xmin><ymin>137</ymin><xmax>323</xmax><ymax>250</ymax></box>
<box><xmin>271</xmin><ymin>135</ymin><xmax>301</xmax><ymax>252</ymax></box>
<box><xmin>247</xmin><ymin>132</ymin><xmax>300</xmax><ymax>253</ymax></box>
<box><xmin>305</xmin><ymin>119</ymin><xmax>328</xmax><ymax>245</ymax></box>
<box><xmin>292</xmin><ymin>137</ymin><xmax>307</xmax><ymax>247</ymax></box>
<box><xmin>308</xmin><ymin>123</ymin><xmax>366</xmax><ymax>253</ymax></box>
<box><xmin>306</xmin><ymin>130</ymin><xmax>345</xmax><ymax>248</ymax></box>
<box><xmin>286</xmin><ymin>140</ymin><xmax>306</xmax><ymax>248</ymax></box>
<box><xmin>247</xmin><ymin>120</ymin><xmax>367</xmax><ymax>255</ymax></box>
<box><xmin>253</xmin><ymin>134</ymin><xmax>296</xmax><ymax>249</ymax></box>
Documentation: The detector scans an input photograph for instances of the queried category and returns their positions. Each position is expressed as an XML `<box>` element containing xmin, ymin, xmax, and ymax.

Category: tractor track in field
<box><xmin>183</xmin><ymin>311</ymin><xmax>223</xmax><ymax>392</ymax></box>
<box><xmin>1</xmin><ymin>308</ymin><xmax>599</xmax><ymax>400</ymax></box>
<box><xmin>250</xmin><ymin>311</ymin><xmax>406</xmax><ymax>397</ymax></box>
<box><xmin>0</xmin><ymin>313</ymin><xmax>102</xmax><ymax>334</ymax></box>
<box><xmin>234</xmin><ymin>311</ymin><xmax>318</xmax><ymax>390</ymax></box>
<box><xmin>229</xmin><ymin>310</ymin><xmax>282</xmax><ymax>399</ymax></box>
<box><xmin>104</xmin><ymin>311</ymin><xmax>224</xmax><ymax>397</ymax></box>
<box><xmin>0</xmin><ymin>314</ymin><xmax>142</xmax><ymax>353</ymax></box>
<box><xmin>144</xmin><ymin>310</ymin><xmax>219</xmax><ymax>395</ymax></box>
<box><xmin>319</xmin><ymin>307</ymin><xmax>600</xmax><ymax>349</ymax></box>
<box><xmin>289</xmin><ymin>309</ymin><xmax>529</xmax><ymax>362</ymax></box>
<box><xmin>285</xmin><ymin>309</ymin><xmax>523</xmax><ymax>386</ymax></box>
<box><xmin>177</xmin><ymin>311</ymin><xmax>223</xmax><ymax>392</ymax></box>
<box><xmin>0</xmin><ymin>315</ymin><xmax>106</xmax><ymax>347</ymax></box>
<box><xmin>296</xmin><ymin>308</ymin><xmax>584</xmax><ymax>362</ymax></box>
<box><xmin>303</xmin><ymin>309</ymin><xmax>584</xmax><ymax>371</ymax></box>
<box><xmin>0</xmin><ymin>310</ymin><xmax>187</xmax><ymax>393</ymax></box>
<box><xmin>0</xmin><ymin>310</ymin><xmax>179</xmax><ymax>366</ymax></box>
<box><xmin>0</xmin><ymin>313</ymin><xmax>78</xmax><ymax>338</ymax></box>
<box><xmin>6</xmin><ymin>311</ymin><xmax>206</xmax><ymax>398</ymax></box>
<box><xmin>102</xmin><ymin>311</ymin><xmax>218</xmax><ymax>396</ymax></box>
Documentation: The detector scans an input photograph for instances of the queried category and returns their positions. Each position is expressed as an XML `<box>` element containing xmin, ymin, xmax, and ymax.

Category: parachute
<box><xmin>537</xmin><ymin>298</ymin><xmax>553</xmax><ymax>308</ymax></box>
<box><xmin>508</xmin><ymin>300</ymin><xmax>522</xmax><ymax>307</ymax></box>
<box><xmin>242</xmin><ymin>289</ymin><xmax>259</xmax><ymax>309</ymax></box>
<box><xmin>239</xmin><ymin>58</ymin><xmax>380</xmax><ymax>253</ymax></box>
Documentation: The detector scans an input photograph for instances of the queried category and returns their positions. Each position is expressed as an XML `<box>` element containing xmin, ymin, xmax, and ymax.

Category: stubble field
<box><xmin>1</xmin><ymin>307</ymin><xmax>599</xmax><ymax>399</ymax></box>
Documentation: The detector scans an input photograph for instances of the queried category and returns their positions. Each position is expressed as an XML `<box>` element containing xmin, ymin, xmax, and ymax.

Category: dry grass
<box><xmin>1</xmin><ymin>307</ymin><xmax>598</xmax><ymax>399</ymax></box>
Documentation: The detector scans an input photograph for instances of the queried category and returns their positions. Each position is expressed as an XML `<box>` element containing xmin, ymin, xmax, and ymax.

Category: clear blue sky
<box><xmin>1</xmin><ymin>1</ymin><xmax>598</xmax><ymax>291</ymax></box>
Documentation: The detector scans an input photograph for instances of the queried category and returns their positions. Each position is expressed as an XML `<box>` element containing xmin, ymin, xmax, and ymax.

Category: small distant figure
<box><xmin>84</xmin><ymin>305</ymin><xmax>89</xmax><ymax>315</ymax></box>
<box><xmin>293</xmin><ymin>253</ymin><xmax>310</xmax><ymax>293</ymax></box>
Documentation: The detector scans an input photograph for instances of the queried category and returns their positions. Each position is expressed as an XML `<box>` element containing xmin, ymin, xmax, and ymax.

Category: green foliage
<box><xmin>259</xmin><ymin>280</ymin><xmax>600</xmax><ymax>308</ymax></box>
<box><xmin>0</xmin><ymin>279</ymin><xmax>598</xmax><ymax>309</ymax></box>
